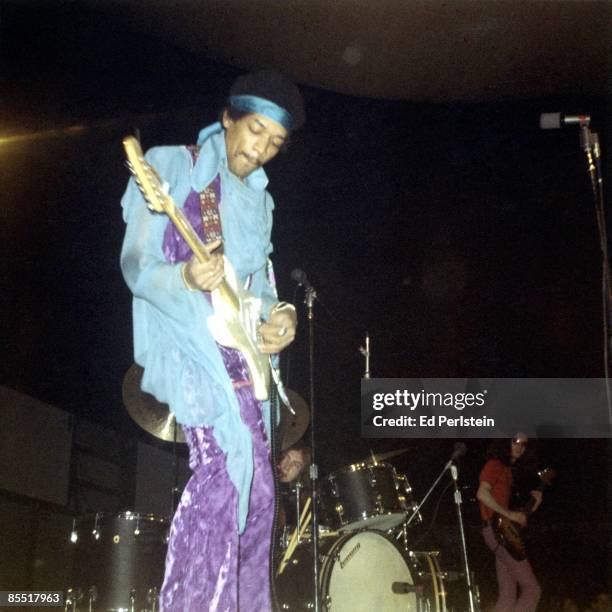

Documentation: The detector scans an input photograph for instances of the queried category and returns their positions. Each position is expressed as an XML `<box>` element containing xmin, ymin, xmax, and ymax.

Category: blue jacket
<box><xmin>120</xmin><ymin>123</ymin><xmax>279</xmax><ymax>532</ymax></box>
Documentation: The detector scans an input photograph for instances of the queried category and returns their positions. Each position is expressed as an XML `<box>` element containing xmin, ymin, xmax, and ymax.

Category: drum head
<box><xmin>322</xmin><ymin>530</ymin><xmax>417</xmax><ymax>612</ymax></box>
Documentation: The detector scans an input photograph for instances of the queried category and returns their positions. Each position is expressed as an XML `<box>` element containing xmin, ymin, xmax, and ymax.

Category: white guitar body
<box><xmin>208</xmin><ymin>257</ymin><xmax>270</xmax><ymax>400</ymax></box>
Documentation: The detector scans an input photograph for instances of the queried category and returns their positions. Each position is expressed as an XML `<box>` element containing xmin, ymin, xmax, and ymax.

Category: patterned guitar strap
<box><xmin>187</xmin><ymin>145</ymin><xmax>224</xmax><ymax>252</ymax></box>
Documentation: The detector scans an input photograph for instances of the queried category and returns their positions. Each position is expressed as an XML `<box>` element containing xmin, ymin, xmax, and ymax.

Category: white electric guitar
<box><xmin>123</xmin><ymin>136</ymin><xmax>270</xmax><ymax>400</ymax></box>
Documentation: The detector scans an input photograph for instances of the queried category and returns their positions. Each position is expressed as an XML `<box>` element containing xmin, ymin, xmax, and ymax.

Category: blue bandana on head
<box><xmin>229</xmin><ymin>95</ymin><xmax>293</xmax><ymax>131</ymax></box>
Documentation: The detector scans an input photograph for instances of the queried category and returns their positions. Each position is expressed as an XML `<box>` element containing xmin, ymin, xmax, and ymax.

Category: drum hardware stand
<box><xmin>92</xmin><ymin>513</ymin><xmax>101</xmax><ymax>540</ymax></box>
<box><xmin>70</xmin><ymin>518</ymin><xmax>78</xmax><ymax>543</ymax></box>
<box><xmin>450</xmin><ymin>463</ymin><xmax>479</xmax><ymax>612</ymax></box>
<box><xmin>86</xmin><ymin>586</ymin><xmax>97</xmax><ymax>612</ymax></box>
<box><xmin>64</xmin><ymin>588</ymin><xmax>81</xmax><ymax>612</ymax></box>
<box><xmin>147</xmin><ymin>587</ymin><xmax>159</xmax><ymax>612</ymax></box>
<box><xmin>295</xmin><ymin>480</ymin><xmax>304</xmax><ymax>543</ymax></box>
<box><xmin>170</xmin><ymin>420</ymin><xmax>182</xmax><ymax>517</ymax></box>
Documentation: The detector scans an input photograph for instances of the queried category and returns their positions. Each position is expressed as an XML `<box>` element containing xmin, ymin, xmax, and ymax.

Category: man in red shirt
<box><xmin>477</xmin><ymin>433</ymin><xmax>543</xmax><ymax>612</ymax></box>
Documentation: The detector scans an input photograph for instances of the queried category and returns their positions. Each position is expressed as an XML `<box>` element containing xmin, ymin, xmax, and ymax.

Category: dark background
<box><xmin>1</xmin><ymin>2</ymin><xmax>610</xmax><ymax>609</ymax></box>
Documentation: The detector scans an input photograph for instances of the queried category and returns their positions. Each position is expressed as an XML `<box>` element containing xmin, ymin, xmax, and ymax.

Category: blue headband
<box><xmin>229</xmin><ymin>95</ymin><xmax>293</xmax><ymax>131</ymax></box>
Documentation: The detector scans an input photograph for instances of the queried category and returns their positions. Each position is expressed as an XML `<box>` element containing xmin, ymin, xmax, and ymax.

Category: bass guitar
<box><xmin>123</xmin><ymin>136</ymin><xmax>270</xmax><ymax>400</ymax></box>
<box><xmin>491</xmin><ymin>467</ymin><xmax>556</xmax><ymax>561</ymax></box>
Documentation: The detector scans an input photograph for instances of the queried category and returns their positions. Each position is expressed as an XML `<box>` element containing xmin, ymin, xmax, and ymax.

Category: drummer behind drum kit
<box><xmin>276</xmin><ymin>452</ymin><xmax>448</xmax><ymax>612</ymax></box>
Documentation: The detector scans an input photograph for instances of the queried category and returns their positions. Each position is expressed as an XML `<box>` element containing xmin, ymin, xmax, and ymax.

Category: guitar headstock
<box><xmin>122</xmin><ymin>135</ymin><xmax>169</xmax><ymax>214</ymax></box>
<box><xmin>538</xmin><ymin>467</ymin><xmax>557</xmax><ymax>486</ymax></box>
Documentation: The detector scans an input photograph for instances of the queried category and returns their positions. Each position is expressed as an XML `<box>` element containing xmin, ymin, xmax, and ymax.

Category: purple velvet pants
<box><xmin>160</xmin><ymin>348</ymin><xmax>274</xmax><ymax>612</ymax></box>
<box><xmin>483</xmin><ymin>525</ymin><xmax>542</xmax><ymax>612</ymax></box>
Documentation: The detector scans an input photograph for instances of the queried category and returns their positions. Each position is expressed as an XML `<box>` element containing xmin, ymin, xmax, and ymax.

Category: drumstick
<box><xmin>278</xmin><ymin>511</ymin><xmax>311</xmax><ymax>576</ymax></box>
<box><xmin>287</xmin><ymin>497</ymin><xmax>312</xmax><ymax>544</ymax></box>
<box><xmin>296</xmin><ymin>511</ymin><xmax>312</xmax><ymax>541</ymax></box>
<box><xmin>299</xmin><ymin>496</ymin><xmax>312</xmax><ymax>526</ymax></box>
<box><xmin>277</xmin><ymin>498</ymin><xmax>312</xmax><ymax>576</ymax></box>
<box><xmin>278</xmin><ymin>498</ymin><xmax>311</xmax><ymax>572</ymax></box>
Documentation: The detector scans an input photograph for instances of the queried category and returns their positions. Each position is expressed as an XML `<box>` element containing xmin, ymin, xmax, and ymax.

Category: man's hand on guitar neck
<box><xmin>182</xmin><ymin>239</ymin><xmax>225</xmax><ymax>292</ymax></box>
<box><xmin>258</xmin><ymin>303</ymin><xmax>297</xmax><ymax>354</ymax></box>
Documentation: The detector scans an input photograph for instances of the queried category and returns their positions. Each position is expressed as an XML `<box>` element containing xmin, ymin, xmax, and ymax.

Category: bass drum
<box><xmin>68</xmin><ymin>512</ymin><xmax>169</xmax><ymax>611</ymax></box>
<box><xmin>276</xmin><ymin>530</ymin><xmax>446</xmax><ymax>612</ymax></box>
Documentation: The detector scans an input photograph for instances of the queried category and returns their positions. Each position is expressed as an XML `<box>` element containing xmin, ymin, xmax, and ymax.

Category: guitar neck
<box><xmin>165</xmin><ymin>200</ymin><xmax>212</xmax><ymax>264</ymax></box>
<box><xmin>122</xmin><ymin>135</ymin><xmax>239</xmax><ymax>311</ymax></box>
<box><xmin>165</xmin><ymin>200</ymin><xmax>239</xmax><ymax>310</ymax></box>
<box><xmin>521</xmin><ymin>470</ymin><xmax>554</xmax><ymax>516</ymax></box>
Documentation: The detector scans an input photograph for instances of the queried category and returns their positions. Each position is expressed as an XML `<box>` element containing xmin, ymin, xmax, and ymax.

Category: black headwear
<box><xmin>229</xmin><ymin>69</ymin><xmax>305</xmax><ymax>131</ymax></box>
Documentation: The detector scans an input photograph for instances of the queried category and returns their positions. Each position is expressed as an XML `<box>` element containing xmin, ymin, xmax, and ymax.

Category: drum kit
<box><xmin>276</xmin><ymin>454</ymin><xmax>448</xmax><ymax>612</ymax></box>
<box><xmin>63</xmin><ymin>364</ymin><xmax>457</xmax><ymax>611</ymax></box>
<box><xmin>63</xmin><ymin>367</ymin><xmax>338</xmax><ymax>611</ymax></box>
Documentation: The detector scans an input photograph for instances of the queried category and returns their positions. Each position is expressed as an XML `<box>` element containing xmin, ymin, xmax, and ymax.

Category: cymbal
<box><xmin>122</xmin><ymin>363</ymin><xmax>185</xmax><ymax>443</ymax></box>
<box><xmin>365</xmin><ymin>448</ymin><xmax>411</xmax><ymax>464</ymax></box>
<box><xmin>279</xmin><ymin>389</ymin><xmax>310</xmax><ymax>451</ymax></box>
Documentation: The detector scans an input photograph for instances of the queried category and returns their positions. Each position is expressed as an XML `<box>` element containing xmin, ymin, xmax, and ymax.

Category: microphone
<box><xmin>450</xmin><ymin>442</ymin><xmax>467</xmax><ymax>462</ymax></box>
<box><xmin>291</xmin><ymin>268</ymin><xmax>313</xmax><ymax>291</ymax></box>
<box><xmin>540</xmin><ymin>112</ymin><xmax>591</xmax><ymax>129</ymax></box>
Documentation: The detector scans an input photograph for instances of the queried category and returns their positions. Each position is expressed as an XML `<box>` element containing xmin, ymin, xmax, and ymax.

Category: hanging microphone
<box><xmin>291</xmin><ymin>268</ymin><xmax>313</xmax><ymax>291</ymax></box>
<box><xmin>539</xmin><ymin>112</ymin><xmax>591</xmax><ymax>129</ymax></box>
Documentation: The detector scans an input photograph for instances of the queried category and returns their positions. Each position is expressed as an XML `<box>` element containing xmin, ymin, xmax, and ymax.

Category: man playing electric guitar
<box><xmin>477</xmin><ymin>433</ymin><xmax>543</xmax><ymax>612</ymax></box>
<box><xmin>120</xmin><ymin>70</ymin><xmax>305</xmax><ymax>611</ymax></box>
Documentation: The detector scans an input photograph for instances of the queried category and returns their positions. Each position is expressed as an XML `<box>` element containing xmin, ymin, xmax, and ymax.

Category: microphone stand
<box><xmin>304</xmin><ymin>284</ymin><xmax>321</xmax><ymax>612</ymax></box>
<box><xmin>398</xmin><ymin>449</ymin><xmax>478</xmax><ymax>611</ymax></box>
<box><xmin>450</xmin><ymin>463</ymin><xmax>478</xmax><ymax>612</ymax></box>
<box><xmin>402</xmin><ymin>456</ymin><xmax>455</xmax><ymax>529</ymax></box>
<box><xmin>579</xmin><ymin>121</ymin><xmax>612</xmax><ymax>420</ymax></box>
